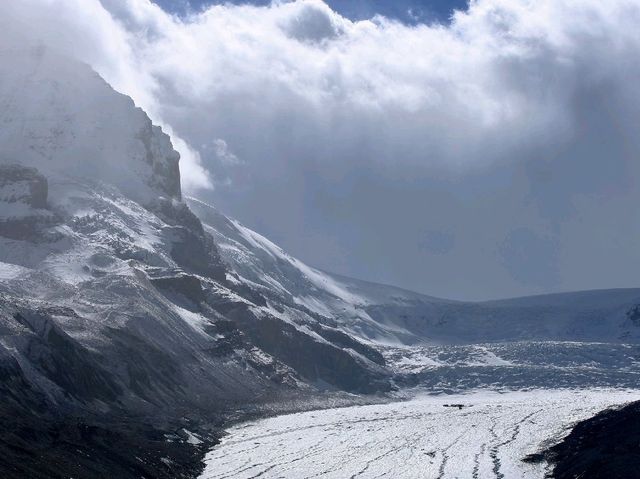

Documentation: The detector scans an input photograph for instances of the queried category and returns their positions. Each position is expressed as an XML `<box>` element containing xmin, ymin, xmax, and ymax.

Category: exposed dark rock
<box><xmin>0</xmin><ymin>165</ymin><xmax>58</xmax><ymax>239</ymax></box>
<box><xmin>310</xmin><ymin>323</ymin><xmax>386</xmax><ymax>366</ymax></box>
<box><xmin>0</xmin><ymin>164</ymin><xmax>48</xmax><ymax>208</ymax></box>
<box><xmin>151</xmin><ymin>273</ymin><xmax>206</xmax><ymax>305</ymax></box>
<box><xmin>0</xmin><ymin>354</ymin><xmax>49</xmax><ymax>413</ymax></box>
<box><xmin>102</xmin><ymin>327</ymin><xmax>185</xmax><ymax>403</ymax></box>
<box><xmin>0</xmin><ymin>405</ymin><xmax>219</xmax><ymax>479</ymax></box>
<box><xmin>526</xmin><ymin>400</ymin><xmax>640</xmax><ymax>479</ymax></box>
<box><xmin>136</xmin><ymin>122</ymin><xmax>182</xmax><ymax>201</ymax></box>
<box><xmin>147</xmin><ymin>197</ymin><xmax>227</xmax><ymax>282</ymax></box>
<box><xmin>228</xmin><ymin>281</ymin><xmax>268</xmax><ymax>307</ymax></box>
<box><xmin>153</xmin><ymin>198</ymin><xmax>204</xmax><ymax>236</ymax></box>
<box><xmin>0</xmin><ymin>215</ymin><xmax>55</xmax><ymax>240</ymax></box>
<box><xmin>13</xmin><ymin>310</ymin><xmax>122</xmax><ymax>403</ymax></box>
<box><xmin>627</xmin><ymin>305</ymin><xmax>640</xmax><ymax>325</ymax></box>
<box><xmin>167</xmin><ymin>226</ymin><xmax>227</xmax><ymax>281</ymax></box>
<box><xmin>225</xmin><ymin>304</ymin><xmax>392</xmax><ymax>394</ymax></box>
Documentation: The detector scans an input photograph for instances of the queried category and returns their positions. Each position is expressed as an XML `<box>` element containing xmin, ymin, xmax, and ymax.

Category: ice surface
<box><xmin>199</xmin><ymin>389</ymin><xmax>638</xmax><ymax>479</ymax></box>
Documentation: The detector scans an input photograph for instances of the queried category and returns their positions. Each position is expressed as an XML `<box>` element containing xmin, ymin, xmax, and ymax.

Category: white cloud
<box><xmin>211</xmin><ymin>139</ymin><xmax>241</xmax><ymax>166</ymax></box>
<box><xmin>2</xmin><ymin>0</ymin><xmax>640</xmax><ymax>298</ymax></box>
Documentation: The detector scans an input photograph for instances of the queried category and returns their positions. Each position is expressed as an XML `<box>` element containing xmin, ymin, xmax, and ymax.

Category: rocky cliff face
<box><xmin>0</xmin><ymin>164</ymin><xmax>56</xmax><ymax>240</ymax></box>
<box><xmin>0</xmin><ymin>165</ymin><xmax>48</xmax><ymax>208</ymax></box>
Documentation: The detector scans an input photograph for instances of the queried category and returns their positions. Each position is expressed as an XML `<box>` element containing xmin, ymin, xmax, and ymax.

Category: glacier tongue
<box><xmin>198</xmin><ymin>389</ymin><xmax>640</xmax><ymax>479</ymax></box>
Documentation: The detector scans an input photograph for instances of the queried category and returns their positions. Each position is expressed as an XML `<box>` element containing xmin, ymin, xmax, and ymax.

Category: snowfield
<box><xmin>199</xmin><ymin>389</ymin><xmax>638</xmax><ymax>479</ymax></box>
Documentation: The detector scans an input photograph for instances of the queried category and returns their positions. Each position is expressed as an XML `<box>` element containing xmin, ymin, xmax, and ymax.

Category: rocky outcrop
<box><xmin>221</xmin><ymin>303</ymin><xmax>391</xmax><ymax>394</ymax></box>
<box><xmin>150</xmin><ymin>272</ymin><xmax>206</xmax><ymax>305</ymax></box>
<box><xmin>0</xmin><ymin>165</ymin><xmax>48</xmax><ymax>208</ymax></box>
<box><xmin>627</xmin><ymin>304</ymin><xmax>640</xmax><ymax>325</ymax></box>
<box><xmin>0</xmin><ymin>164</ymin><xmax>57</xmax><ymax>240</ymax></box>
<box><xmin>136</xmin><ymin>122</ymin><xmax>182</xmax><ymax>201</ymax></box>
<box><xmin>153</xmin><ymin>198</ymin><xmax>226</xmax><ymax>282</ymax></box>
<box><xmin>0</xmin><ymin>49</ymin><xmax>182</xmax><ymax>204</ymax></box>
<box><xmin>528</xmin><ymin>400</ymin><xmax>640</xmax><ymax>479</ymax></box>
<box><xmin>12</xmin><ymin>308</ymin><xmax>122</xmax><ymax>404</ymax></box>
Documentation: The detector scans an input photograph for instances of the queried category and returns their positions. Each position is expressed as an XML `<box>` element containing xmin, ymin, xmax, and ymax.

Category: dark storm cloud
<box><xmin>2</xmin><ymin>0</ymin><xmax>640</xmax><ymax>299</ymax></box>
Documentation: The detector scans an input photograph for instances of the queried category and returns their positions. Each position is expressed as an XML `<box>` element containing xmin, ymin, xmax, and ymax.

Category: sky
<box><xmin>151</xmin><ymin>0</ymin><xmax>468</xmax><ymax>24</ymax></box>
<box><xmin>1</xmin><ymin>0</ymin><xmax>640</xmax><ymax>300</ymax></box>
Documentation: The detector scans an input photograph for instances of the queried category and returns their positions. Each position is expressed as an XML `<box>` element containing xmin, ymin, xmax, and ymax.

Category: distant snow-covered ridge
<box><xmin>188</xmin><ymin>196</ymin><xmax>640</xmax><ymax>346</ymax></box>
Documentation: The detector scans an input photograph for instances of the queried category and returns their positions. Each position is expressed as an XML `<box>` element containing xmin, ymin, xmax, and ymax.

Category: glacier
<box><xmin>199</xmin><ymin>390</ymin><xmax>638</xmax><ymax>479</ymax></box>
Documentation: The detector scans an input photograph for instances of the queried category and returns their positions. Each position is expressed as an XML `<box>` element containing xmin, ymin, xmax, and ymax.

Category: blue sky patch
<box><xmin>152</xmin><ymin>0</ymin><xmax>468</xmax><ymax>24</ymax></box>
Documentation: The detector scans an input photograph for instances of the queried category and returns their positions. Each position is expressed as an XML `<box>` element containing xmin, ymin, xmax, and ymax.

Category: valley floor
<box><xmin>198</xmin><ymin>389</ymin><xmax>638</xmax><ymax>479</ymax></box>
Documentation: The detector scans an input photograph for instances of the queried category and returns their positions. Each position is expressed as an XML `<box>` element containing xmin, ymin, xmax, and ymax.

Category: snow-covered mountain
<box><xmin>0</xmin><ymin>47</ymin><xmax>391</xmax><ymax>410</ymax></box>
<box><xmin>2</xmin><ymin>47</ymin><xmax>640</xmax><ymax>478</ymax></box>
<box><xmin>189</xmin><ymin>196</ymin><xmax>640</xmax><ymax>346</ymax></box>
<box><xmin>0</xmin><ymin>49</ymin><xmax>391</xmax><ymax>477</ymax></box>
<box><xmin>0</xmin><ymin>47</ymin><xmax>180</xmax><ymax>204</ymax></box>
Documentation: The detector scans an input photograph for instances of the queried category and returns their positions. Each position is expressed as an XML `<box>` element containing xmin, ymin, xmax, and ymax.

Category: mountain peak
<box><xmin>0</xmin><ymin>46</ymin><xmax>181</xmax><ymax>204</ymax></box>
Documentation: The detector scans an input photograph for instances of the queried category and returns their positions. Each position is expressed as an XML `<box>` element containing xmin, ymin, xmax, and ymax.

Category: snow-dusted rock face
<box><xmin>0</xmin><ymin>164</ymin><xmax>57</xmax><ymax>240</ymax></box>
<box><xmin>0</xmin><ymin>47</ymin><xmax>181</xmax><ymax>205</ymax></box>
<box><xmin>0</xmin><ymin>165</ymin><xmax>47</xmax><ymax>208</ymax></box>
